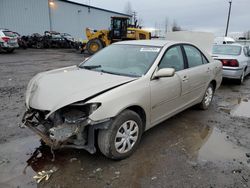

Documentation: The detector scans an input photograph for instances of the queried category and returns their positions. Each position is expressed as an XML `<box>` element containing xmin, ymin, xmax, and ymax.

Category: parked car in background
<box><xmin>21</xmin><ymin>31</ymin><xmax>77</xmax><ymax>49</ymax></box>
<box><xmin>22</xmin><ymin>40</ymin><xmax>222</xmax><ymax>159</ymax></box>
<box><xmin>0</xmin><ymin>29</ymin><xmax>19</xmax><ymax>53</ymax></box>
<box><xmin>44</xmin><ymin>31</ymin><xmax>71</xmax><ymax>48</ymax></box>
<box><xmin>12</xmin><ymin>31</ymin><xmax>28</xmax><ymax>49</ymax></box>
<box><xmin>61</xmin><ymin>32</ymin><xmax>79</xmax><ymax>49</ymax></box>
<box><xmin>212</xmin><ymin>44</ymin><xmax>250</xmax><ymax>84</ymax></box>
<box><xmin>61</xmin><ymin>33</ymin><xmax>74</xmax><ymax>42</ymax></box>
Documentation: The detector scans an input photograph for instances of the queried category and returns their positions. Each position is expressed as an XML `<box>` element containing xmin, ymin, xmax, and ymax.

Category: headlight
<box><xmin>89</xmin><ymin>103</ymin><xmax>101</xmax><ymax>115</ymax></box>
<box><xmin>67</xmin><ymin>102</ymin><xmax>101</xmax><ymax>116</ymax></box>
<box><xmin>60</xmin><ymin>102</ymin><xmax>101</xmax><ymax>124</ymax></box>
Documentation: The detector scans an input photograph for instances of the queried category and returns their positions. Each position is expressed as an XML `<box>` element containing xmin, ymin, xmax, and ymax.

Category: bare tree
<box><xmin>172</xmin><ymin>20</ymin><xmax>182</xmax><ymax>32</ymax></box>
<box><xmin>154</xmin><ymin>22</ymin><xmax>159</xmax><ymax>37</ymax></box>
<box><xmin>245</xmin><ymin>31</ymin><xmax>250</xmax><ymax>40</ymax></box>
<box><xmin>124</xmin><ymin>1</ymin><xmax>133</xmax><ymax>15</ymax></box>
<box><xmin>124</xmin><ymin>1</ymin><xmax>144</xmax><ymax>28</ymax></box>
<box><xmin>138</xmin><ymin>17</ymin><xmax>144</xmax><ymax>27</ymax></box>
<box><xmin>165</xmin><ymin>17</ymin><xmax>169</xmax><ymax>33</ymax></box>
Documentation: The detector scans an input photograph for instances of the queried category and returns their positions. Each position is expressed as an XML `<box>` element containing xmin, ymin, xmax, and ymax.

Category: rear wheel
<box><xmin>6</xmin><ymin>48</ymin><xmax>15</xmax><ymax>53</ymax></box>
<box><xmin>199</xmin><ymin>84</ymin><xmax>214</xmax><ymax>110</ymax></box>
<box><xmin>86</xmin><ymin>39</ymin><xmax>103</xmax><ymax>55</ymax></box>
<box><xmin>98</xmin><ymin>110</ymin><xmax>143</xmax><ymax>160</ymax></box>
<box><xmin>237</xmin><ymin>70</ymin><xmax>245</xmax><ymax>85</ymax></box>
<box><xmin>36</xmin><ymin>42</ymin><xmax>43</xmax><ymax>49</ymax></box>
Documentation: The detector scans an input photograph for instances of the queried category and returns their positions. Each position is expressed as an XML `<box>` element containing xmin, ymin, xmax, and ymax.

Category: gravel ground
<box><xmin>0</xmin><ymin>49</ymin><xmax>249</xmax><ymax>188</ymax></box>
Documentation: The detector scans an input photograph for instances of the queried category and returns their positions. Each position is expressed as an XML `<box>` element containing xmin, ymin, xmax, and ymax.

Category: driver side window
<box><xmin>158</xmin><ymin>46</ymin><xmax>184</xmax><ymax>71</ymax></box>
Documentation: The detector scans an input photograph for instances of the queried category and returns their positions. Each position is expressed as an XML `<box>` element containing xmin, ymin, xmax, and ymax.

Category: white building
<box><xmin>0</xmin><ymin>0</ymin><xmax>131</xmax><ymax>40</ymax></box>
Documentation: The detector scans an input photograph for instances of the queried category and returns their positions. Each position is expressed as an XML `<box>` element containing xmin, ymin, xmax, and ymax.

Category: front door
<box><xmin>150</xmin><ymin>45</ymin><xmax>184</xmax><ymax>126</ymax></box>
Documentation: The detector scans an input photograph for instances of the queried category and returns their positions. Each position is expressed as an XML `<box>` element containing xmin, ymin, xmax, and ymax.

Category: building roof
<box><xmin>59</xmin><ymin>0</ymin><xmax>132</xmax><ymax>17</ymax></box>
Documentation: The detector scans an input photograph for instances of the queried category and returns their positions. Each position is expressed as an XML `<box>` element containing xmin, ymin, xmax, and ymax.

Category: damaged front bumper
<box><xmin>22</xmin><ymin>109</ymin><xmax>111</xmax><ymax>154</ymax></box>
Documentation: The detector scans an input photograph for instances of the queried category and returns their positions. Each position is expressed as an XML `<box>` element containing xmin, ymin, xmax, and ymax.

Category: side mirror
<box><xmin>153</xmin><ymin>68</ymin><xmax>175</xmax><ymax>79</ymax></box>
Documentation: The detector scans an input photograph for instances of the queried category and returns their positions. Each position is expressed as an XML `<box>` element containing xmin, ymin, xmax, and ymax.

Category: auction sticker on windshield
<box><xmin>140</xmin><ymin>48</ymin><xmax>160</xmax><ymax>52</ymax></box>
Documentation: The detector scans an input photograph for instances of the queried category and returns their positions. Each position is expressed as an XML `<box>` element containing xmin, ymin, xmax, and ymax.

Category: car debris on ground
<box><xmin>33</xmin><ymin>167</ymin><xmax>58</xmax><ymax>183</ymax></box>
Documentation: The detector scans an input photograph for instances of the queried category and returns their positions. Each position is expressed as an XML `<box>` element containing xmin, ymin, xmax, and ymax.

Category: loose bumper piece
<box><xmin>22</xmin><ymin>109</ymin><xmax>111</xmax><ymax>154</ymax></box>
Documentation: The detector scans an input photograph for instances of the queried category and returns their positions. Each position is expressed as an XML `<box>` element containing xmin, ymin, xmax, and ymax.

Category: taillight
<box><xmin>220</xmin><ymin>59</ymin><xmax>239</xmax><ymax>67</ymax></box>
<box><xmin>2</xmin><ymin>37</ymin><xmax>10</xmax><ymax>43</ymax></box>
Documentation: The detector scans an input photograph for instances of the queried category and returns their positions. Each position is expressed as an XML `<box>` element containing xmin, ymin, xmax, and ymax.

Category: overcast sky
<box><xmin>71</xmin><ymin>0</ymin><xmax>250</xmax><ymax>36</ymax></box>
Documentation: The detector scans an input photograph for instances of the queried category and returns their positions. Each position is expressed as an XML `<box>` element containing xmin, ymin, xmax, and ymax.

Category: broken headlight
<box><xmin>88</xmin><ymin>103</ymin><xmax>101</xmax><ymax>115</ymax></box>
<box><xmin>68</xmin><ymin>102</ymin><xmax>101</xmax><ymax>115</ymax></box>
<box><xmin>60</xmin><ymin>103</ymin><xmax>101</xmax><ymax>124</ymax></box>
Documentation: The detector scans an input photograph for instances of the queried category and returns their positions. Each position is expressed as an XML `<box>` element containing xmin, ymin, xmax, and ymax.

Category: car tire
<box><xmin>98</xmin><ymin>110</ymin><xmax>143</xmax><ymax>160</ymax></box>
<box><xmin>86</xmin><ymin>39</ymin><xmax>103</xmax><ymax>55</ymax></box>
<box><xmin>237</xmin><ymin>70</ymin><xmax>245</xmax><ymax>85</ymax></box>
<box><xmin>6</xmin><ymin>48</ymin><xmax>15</xmax><ymax>53</ymax></box>
<box><xmin>199</xmin><ymin>83</ymin><xmax>214</xmax><ymax>110</ymax></box>
<box><xmin>36</xmin><ymin>42</ymin><xmax>43</xmax><ymax>49</ymax></box>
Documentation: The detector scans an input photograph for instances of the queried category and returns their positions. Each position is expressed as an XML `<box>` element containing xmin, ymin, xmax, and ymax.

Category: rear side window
<box><xmin>202</xmin><ymin>55</ymin><xmax>209</xmax><ymax>64</ymax></box>
<box><xmin>158</xmin><ymin>46</ymin><xmax>184</xmax><ymax>71</ymax></box>
<box><xmin>3</xmin><ymin>31</ymin><xmax>15</xmax><ymax>37</ymax></box>
<box><xmin>243</xmin><ymin>47</ymin><xmax>249</xmax><ymax>56</ymax></box>
<box><xmin>183</xmin><ymin>45</ymin><xmax>203</xmax><ymax>68</ymax></box>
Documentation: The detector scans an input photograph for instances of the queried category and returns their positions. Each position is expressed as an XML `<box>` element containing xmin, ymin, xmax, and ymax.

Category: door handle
<box><xmin>182</xmin><ymin>75</ymin><xmax>188</xmax><ymax>82</ymax></box>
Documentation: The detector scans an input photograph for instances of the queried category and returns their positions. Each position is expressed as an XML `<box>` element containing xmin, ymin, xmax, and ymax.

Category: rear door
<box><xmin>177</xmin><ymin>44</ymin><xmax>212</xmax><ymax>106</ymax></box>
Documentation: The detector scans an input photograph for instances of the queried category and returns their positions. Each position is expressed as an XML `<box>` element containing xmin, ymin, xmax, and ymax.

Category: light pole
<box><xmin>225</xmin><ymin>0</ymin><xmax>232</xmax><ymax>37</ymax></box>
<box><xmin>48</xmin><ymin>0</ymin><xmax>54</xmax><ymax>31</ymax></box>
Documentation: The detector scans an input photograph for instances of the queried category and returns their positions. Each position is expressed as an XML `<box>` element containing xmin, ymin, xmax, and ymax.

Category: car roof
<box><xmin>115</xmin><ymin>40</ymin><xmax>181</xmax><ymax>47</ymax></box>
<box><xmin>0</xmin><ymin>29</ymin><xmax>11</xmax><ymax>31</ymax></box>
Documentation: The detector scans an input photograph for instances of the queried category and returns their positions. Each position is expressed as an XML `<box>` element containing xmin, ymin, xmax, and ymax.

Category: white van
<box><xmin>214</xmin><ymin>37</ymin><xmax>235</xmax><ymax>45</ymax></box>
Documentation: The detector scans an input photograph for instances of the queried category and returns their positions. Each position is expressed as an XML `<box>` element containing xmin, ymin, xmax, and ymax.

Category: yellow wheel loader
<box><xmin>83</xmin><ymin>17</ymin><xmax>151</xmax><ymax>55</ymax></box>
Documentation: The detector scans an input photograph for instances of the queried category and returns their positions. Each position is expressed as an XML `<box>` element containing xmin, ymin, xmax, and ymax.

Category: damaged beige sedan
<box><xmin>22</xmin><ymin>40</ymin><xmax>222</xmax><ymax>159</ymax></box>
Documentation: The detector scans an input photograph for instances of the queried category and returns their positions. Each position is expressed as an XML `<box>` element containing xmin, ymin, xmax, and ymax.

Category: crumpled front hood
<box><xmin>26</xmin><ymin>66</ymin><xmax>135</xmax><ymax>113</ymax></box>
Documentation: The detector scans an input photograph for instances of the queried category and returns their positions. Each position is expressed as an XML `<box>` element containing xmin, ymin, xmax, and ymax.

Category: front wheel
<box><xmin>86</xmin><ymin>39</ymin><xmax>103</xmax><ymax>55</ymax></box>
<box><xmin>199</xmin><ymin>84</ymin><xmax>214</xmax><ymax>110</ymax></box>
<box><xmin>98</xmin><ymin>110</ymin><xmax>143</xmax><ymax>160</ymax></box>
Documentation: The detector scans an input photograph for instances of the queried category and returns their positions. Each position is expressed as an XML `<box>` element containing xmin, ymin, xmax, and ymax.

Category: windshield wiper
<box><xmin>99</xmin><ymin>69</ymin><xmax>118</xmax><ymax>75</ymax></box>
<box><xmin>100</xmin><ymin>69</ymin><xmax>139</xmax><ymax>77</ymax></box>
<box><xmin>82</xmin><ymin>65</ymin><xmax>102</xmax><ymax>70</ymax></box>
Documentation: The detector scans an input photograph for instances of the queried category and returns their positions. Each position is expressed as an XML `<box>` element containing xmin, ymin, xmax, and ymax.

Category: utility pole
<box><xmin>225</xmin><ymin>0</ymin><xmax>232</xmax><ymax>37</ymax></box>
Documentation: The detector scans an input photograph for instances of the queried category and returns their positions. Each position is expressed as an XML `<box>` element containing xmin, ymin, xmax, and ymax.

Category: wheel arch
<box><xmin>124</xmin><ymin>105</ymin><xmax>147</xmax><ymax>132</ymax></box>
<box><xmin>210</xmin><ymin>80</ymin><xmax>217</xmax><ymax>90</ymax></box>
<box><xmin>244</xmin><ymin>66</ymin><xmax>247</xmax><ymax>72</ymax></box>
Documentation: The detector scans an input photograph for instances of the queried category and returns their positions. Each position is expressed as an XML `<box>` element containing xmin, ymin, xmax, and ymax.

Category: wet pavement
<box><xmin>231</xmin><ymin>98</ymin><xmax>250</xmax><ymax>118</ymax></box>
<box><xmin>0</xmin><ymin>49</ymin><xmax>250</xmax><ymax>188</ymax></box>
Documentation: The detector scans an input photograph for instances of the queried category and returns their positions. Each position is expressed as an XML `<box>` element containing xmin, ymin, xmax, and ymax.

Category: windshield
<box><xmin>62</xmin><ymin>33</ymin><xmax>70</xmax><ymax>36</ymax></box>
<box><xmin>80</xmin><ymin>44</ymin><xmax>161</xmax><ymax>77</ymax></box>
<box><xmin>212</xmin><ymin>45</ymin><xmax>242</xmax><ymax>56</ymax></box>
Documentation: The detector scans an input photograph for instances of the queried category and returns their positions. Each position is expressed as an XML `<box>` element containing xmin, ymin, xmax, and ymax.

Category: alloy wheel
<box><xmin>240</xmin><ymin>71</ymin><xmax>245</xmax><ymax>84</ymax></box>
<box><xmin>114</xmin><ymin>120</ymin><xmax>139</xmax><ymax>154</ymax></box>
<box><xmin>204</xmin><ymin>86</ymin><xmax>213</xmax><ymax>106</ymax></box>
